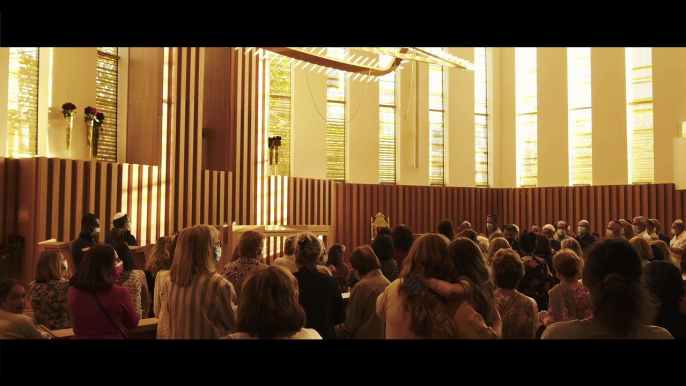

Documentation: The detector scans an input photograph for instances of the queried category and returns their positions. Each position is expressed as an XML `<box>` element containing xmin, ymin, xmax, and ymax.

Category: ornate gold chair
<box><xmin>371</xmin><ymin>212</ymin><xmax>391</xmax><ymax>241</ymax></box>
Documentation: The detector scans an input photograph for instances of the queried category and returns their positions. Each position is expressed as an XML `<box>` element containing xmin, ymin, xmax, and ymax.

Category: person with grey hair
<box><xmin>273</xmin><ymin>235</ymin><xmax>299</xmax><ymax>273</ymax></box>
<box><xmin>575</xmin><ymin>219</ymin><xmax>596</xmax><ymax>253</ymax></box>
<box><xmin>632</xmin><ymin>216</ymin><xmax>652</xmax><ymax>242</ymax></box>
<box><xmin>542</xmin><ymin>224</ymin><xmax>561</xmax><ymax>251</ymax></box>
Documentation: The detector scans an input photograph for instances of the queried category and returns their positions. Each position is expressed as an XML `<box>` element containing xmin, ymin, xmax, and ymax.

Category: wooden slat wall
<box><xmin>227</xmin><ymin>48</ymin><xmax>266</xmax><ymax>227</ymax></box>
<box><xmin>334</xmin><ymin>184</ymin><xmax>498</xmax><ymax>255</ymax></box>
<box><xmin>333</xmin><ymin>182</ymin><xmax>686</xmax><ymax>257</ymax></box>
<box><xmin>257</xmin><ymin>175</ymin><xmax>334</xmax><ymax>265</ymax></box>
<box><xmin>500</xmin><ymin>184</ymin><xmax>685</xmax><ymax>237</ymax></box>
<box><xmin>165</xmin><ymin>47</ymin><xmax>215</xmax><ymax>234</ymax></box>
<box><xmin>0</xmin><ymin>157</ymin><xmax>19</xmax><ymax>240</ymax></box>
<box><xmin>3</xmin><ymin>155</ymin><xmax>231</xmax><ymax>286</ymax></box>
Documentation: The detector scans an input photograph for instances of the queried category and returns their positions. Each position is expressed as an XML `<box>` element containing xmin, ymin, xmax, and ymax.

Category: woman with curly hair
<box><xmin>491</xmin><ymin>249</ymin><xmax>538</xmax><ymax>339</ymax></box>
<box><xmin>376</xmin><ymin>233</ymin><xmax>501</xmax><ymax>339</ymax></box>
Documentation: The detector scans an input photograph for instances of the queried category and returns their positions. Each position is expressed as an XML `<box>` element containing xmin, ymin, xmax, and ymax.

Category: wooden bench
<box><xmin>49</xmin><ymin>317</ymin><xmax>159</xmax><ymax>339</ymax></box>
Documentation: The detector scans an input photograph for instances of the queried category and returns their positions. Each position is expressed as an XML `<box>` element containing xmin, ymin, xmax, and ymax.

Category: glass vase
<box><xmin>65</xmin><ymin>116</ymin><xmax>74</xmax><ymax>150</ymax></box>
<box><xmin>86</xmin><ymin>120</ymin><xmax>94</xmax><ymax>161</ymax></box>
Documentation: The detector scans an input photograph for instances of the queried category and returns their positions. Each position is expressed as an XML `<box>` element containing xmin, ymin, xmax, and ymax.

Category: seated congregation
<box><xmin>2</xmin><ymin>213</ymin><xmax>686</xmax><ymax>340</ymax></box>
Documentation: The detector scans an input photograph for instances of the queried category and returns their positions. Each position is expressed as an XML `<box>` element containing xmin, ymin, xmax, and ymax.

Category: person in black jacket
<box><xmin>106</xmin><ymin>213</ymin><xmax>138</xmax><ymax>246</ymax></box>
<box><xmin>292</xmin><ymin>231</ymin><xmax>345</xmax><ymax>339</ymax></box>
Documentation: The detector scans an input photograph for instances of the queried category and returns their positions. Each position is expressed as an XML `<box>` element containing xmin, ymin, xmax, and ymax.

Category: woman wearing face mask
<box><xmin>166</xmin><ymin>225</ymin><xmax>237</xmax><ymax>339</ymax></box>
<box><xmin>0</xmin><ymin>279</ymin><xmax>52</xmax><ymax>339</ymax></box>
<box><xmin>221</xmin><ymin>230</ymin><xmax>268</xmax><ymax>304</ymax></box>
<box><xmin>29</xmin><ymin>250</ymin><xmax>71</xmax><ymax>330</ymax></box>
<box><xmin>111</xmin><ymin>241</ymin><xmax>149</xmax><ymax>319</ymax></box>
<box><xmin>68</xmin><ymin>243</ymin><xmax>139</xmax><ymax>339</ymax></box>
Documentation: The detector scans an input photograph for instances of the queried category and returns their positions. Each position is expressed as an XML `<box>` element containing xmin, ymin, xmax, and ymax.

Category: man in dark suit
<box><xmin>575</xmin><ymin>219</ymin><xmax>596</xmax><ymax>254</ymax></box>
<box><xmin>71</xmin><ymin>213</ymin><xmax>100</xmax><ymax>269</ymax></box>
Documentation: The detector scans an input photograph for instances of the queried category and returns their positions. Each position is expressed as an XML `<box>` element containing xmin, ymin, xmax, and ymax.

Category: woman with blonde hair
<box><xmin>144</xmin><ymin>235</ymin><xmax>174</xmax><ymax>318</ymax></box>
<box><xmin>376</xmin><ymin>233</ymin><xmax>501</xmax><ymax>339</ymax></box>
<box><xmin>222</xmin><ymin>230</ymin><xmax>268</xmax><ymax>302</ymax></box>
<box><xmin>293</xmin><ymin>231</ymin><xmax>345</xmax><ymax>339</ymax></box>
<box><xmin>561</xmin><ymin>237</ymin><xmax>583</xmax><ymax>260</ymax></box>
<box><xmin>222</xmin><ymin>266</ymin><xmax>321</xmax><ymax>339</ymax></box>
<box><xmin>491</xmin><ymin>249</ymin><xmax>538</xmax><ymax>339</ymax></box>
<box><xmin>629</xmin><ymin>236</ymin><xmax>653</xmax><ymax>267</ymax></box>
<box><xmin>336</xmin><ymin>245</ymin><xmax>390</xmax><ymax>339</ymax></box>
<box><xmin>166</xmin><ymin>224</ymin><xmax>237</xmax><ymax>339</ymax></box>
<box><xmin>539</xmin><ymin>248</ymin><xmax>591</xmax><ymax>329</ymax></box>
<box><xmin>486</xmin><ymin>237</ymin><xmax>511</xmax><ymax>266</ymax></box>
<box><xmin>29</xmin><ymin>250</ymin><xmax>71</xmax><ymax>330</ymax></box>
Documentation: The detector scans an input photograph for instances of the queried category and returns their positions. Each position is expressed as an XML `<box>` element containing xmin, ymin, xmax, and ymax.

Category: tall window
<box><xmin>326</xmin><ymin>47</ymin><xmax>346</xmax><ymax>181</ymax></box>
<box><xmin>95</xmin><ymin>47</ymin><xmax>119</xmax><ymax>162</ymax></box>
<box><xmin>379</xmin><ymin>48</ymin><xmax>396</xmax><ymax>184</ymax></box>
<box><xmin>474</xmin><ymin>47</ymin><xmax>489</xmax><ymax>186</ymax></box>
<box><xmin>269</xmin><ymin>52</ymin><xmax>291</xmax><ymax>176</ymax></box>
<box><xmin>6</xmin><ymin>47</ymin><xmax>39</xmax><ymax>158</ymax></box>
<box><xmin>568</xmin><ymin>47</ymin><xmax>593</xmax><ymax>186</ymax></box>
<box><xmin>626</xmin><ymin>47</ymin><xmax>654</xmax><ymax>184</ymax></box>
<box><xmin>515</xmin><ymin>48</ymin><xmax>538</xmax><ymax>187</ymax></box>
<box><xmin>429</xmin><ymin>59</ymin><xmax>445</xmax><ymax>185</ymax></box>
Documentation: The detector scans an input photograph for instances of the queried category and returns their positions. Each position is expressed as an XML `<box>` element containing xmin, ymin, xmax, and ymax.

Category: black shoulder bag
<box><xmin>92</xmin><ymin>292</ymin><xmax>129</xmax><ymax>339</ymax></box>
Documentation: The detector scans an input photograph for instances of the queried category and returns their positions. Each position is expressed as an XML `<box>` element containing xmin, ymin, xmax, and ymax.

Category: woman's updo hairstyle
<box><xmin>295</xmin><ymin>232</ymin><xmax>323</xmax><ymax>270</ymax></box>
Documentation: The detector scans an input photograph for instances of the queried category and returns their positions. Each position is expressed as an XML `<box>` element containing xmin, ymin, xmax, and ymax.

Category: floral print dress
<box><xmin>547</xmin><ymin>279</ymin><xmax>591</xmax><ymax>324</ymax></box>
<box><xmin>30</xmin><ymin>279</ymin><xmax>71</xmax><ymax>330</ymax></box>
<box><xmin>516</xmin><ymin>255</ymin><xmax>552</xmax><ymax>311</ymax></box>
<box><xmin>222</xmin><ymin>258</ymin><xmax>268</xmax><ymax>302</ymax></box>
<box><xmin>495</xmin><ymin>290</ymin><xmax>538</xmax><ymax>339</ymax></box>
<box><xmin>122</xmin><ymin>270</ymin><xmax>144</xmax><ymax>319</ymax></box>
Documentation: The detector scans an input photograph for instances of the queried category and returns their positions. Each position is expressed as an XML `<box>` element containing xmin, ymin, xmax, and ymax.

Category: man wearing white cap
<box><xmin>106</xmin><ymin>212</ymin><xmax>138</xmax><ymax>246</ymax></box>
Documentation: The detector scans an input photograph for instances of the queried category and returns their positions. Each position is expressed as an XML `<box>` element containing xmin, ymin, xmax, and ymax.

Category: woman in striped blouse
<box><xmin>165</xmin><ymin>224</ymin><xmax>237</xmax><ymax>339</ymax></box>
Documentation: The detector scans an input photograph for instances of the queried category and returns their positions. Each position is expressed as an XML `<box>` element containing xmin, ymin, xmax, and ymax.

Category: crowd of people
<box><xmin>1</xmin><ymin>211</ymin><xmax>685</xmax><ymax>339</ymax></box>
